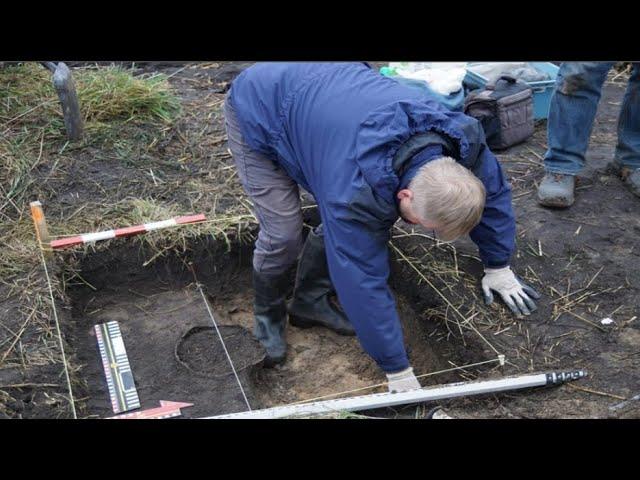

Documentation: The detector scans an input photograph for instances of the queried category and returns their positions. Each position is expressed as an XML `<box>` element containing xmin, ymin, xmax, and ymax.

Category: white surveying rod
<box><xmin>202</xmin><ymin>370</ymin><xmax>586</xmax><ymax>419</ymax></box>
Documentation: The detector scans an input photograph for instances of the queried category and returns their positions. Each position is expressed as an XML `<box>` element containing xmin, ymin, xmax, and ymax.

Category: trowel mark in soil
<box><xmin>62</xmin><ymin>235</ymin><xmax>487</xmax><ymax>418</ymax></box>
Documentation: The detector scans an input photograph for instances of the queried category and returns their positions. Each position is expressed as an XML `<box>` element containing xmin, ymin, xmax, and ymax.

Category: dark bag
<box><xmin>463</xmin><ymin>75</ymin><xmax>534</xmax><ymax>150</ymax></box>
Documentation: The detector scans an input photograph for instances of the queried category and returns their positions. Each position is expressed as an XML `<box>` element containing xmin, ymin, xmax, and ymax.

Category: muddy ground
<box><xmin>1</xmin><ymin>62</ymin><xmax>638</xmax><ymax>419</ymax></box>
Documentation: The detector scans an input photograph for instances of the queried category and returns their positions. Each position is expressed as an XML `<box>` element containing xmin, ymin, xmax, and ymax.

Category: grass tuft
<box><xmin>76</xmin><ymin>68</ymin><xmax>180</xmax><ymax>125</ymax></box>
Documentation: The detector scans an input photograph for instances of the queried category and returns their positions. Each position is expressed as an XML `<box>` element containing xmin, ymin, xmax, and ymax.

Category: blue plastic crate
<box><xmin>463</xmin><ymin>62</ymin><xmax>559</xmax><ymax>120</ymax></box>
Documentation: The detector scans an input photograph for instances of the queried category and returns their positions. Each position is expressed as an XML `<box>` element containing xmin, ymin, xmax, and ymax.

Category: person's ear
<box><xmin>397</xmin><ymin>189</ymin><xmax>413</xmax><ymax>201</ymax></box>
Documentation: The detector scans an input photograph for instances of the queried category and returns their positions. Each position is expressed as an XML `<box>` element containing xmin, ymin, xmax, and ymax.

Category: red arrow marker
<box><xmin>107</xmin><ymin>401</ymin><xmax>194</xmax><ymax>419</ymax></box>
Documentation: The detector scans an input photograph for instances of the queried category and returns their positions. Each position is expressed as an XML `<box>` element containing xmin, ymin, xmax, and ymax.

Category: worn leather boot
<box><xmin>608</xmin><ymin>161</ymin><xmax>640</xmax><ymax>198</ymax></box>
<box><xmin>627</xmin><ymin>169</ymin><xmax>640</xmax><ymax>198</ymax></box>
<box><xmin>537</xmin><ymin>172</ymin><xmax>576</xmax><ymax>208</ymax></box>
<box><xmin>288</xmin><ymin>227</ymin><xmax>355</xmax><ymax>336</ymax></box>
<box><xmin>253</xmin><ymin>269</ymin><xmax>291</xmax><ymax>367</ymax></box>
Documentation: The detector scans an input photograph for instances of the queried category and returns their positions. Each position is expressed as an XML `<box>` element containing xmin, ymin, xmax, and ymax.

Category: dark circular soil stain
<box><xmin>175</xmin><ymin>325</ymin><xmax>265</xmax><ymax>378</ymax></box>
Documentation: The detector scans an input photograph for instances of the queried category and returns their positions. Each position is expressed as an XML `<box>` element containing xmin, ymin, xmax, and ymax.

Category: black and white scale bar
<box><xmin>95</xmin><ymin>321</ymin><xmax>140</xmax><ymax>414</ymax></box>
<box><xmin>202</xmin><ymin>370</ymin><xmax>587</xmax><ymax>419</ymax></box>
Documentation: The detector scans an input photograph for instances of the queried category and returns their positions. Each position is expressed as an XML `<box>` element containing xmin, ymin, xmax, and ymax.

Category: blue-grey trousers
<box><xmin>224</xmin><ymin>96</ymin><xmax>303</xmax><ymax>274</ymax></box>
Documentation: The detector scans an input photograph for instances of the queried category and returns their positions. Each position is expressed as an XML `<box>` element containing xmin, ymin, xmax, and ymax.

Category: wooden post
<box><xmin>51</xmin><ymin>62</ymin><xmax>83</xmax><ymax>141</ymax></box>
<box><xmin>30</xmin><ymin>201</ymin><xmax>52</xmax><ymax>256</ymax></box>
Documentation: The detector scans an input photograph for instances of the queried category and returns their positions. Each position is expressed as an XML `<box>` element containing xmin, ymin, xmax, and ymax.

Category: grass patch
<box><xmin>0</xmin><ymin>63</ymin><xmax>180</xmax><ymax>212</ymax></box>
<box><xmin>76</xmin><ymin>68</ymin><xmax>180</xmax><ymax>124</ymax></box>
<box><xmin>0</xmin><ymin>219</ymin><xmax>40</xmax><ymax>284</ymax></box>
<box><xmin>0</xmin><ymin>63</ymin><xmax>179</xmax><ymax>130</ymax></box>
<box><xmin>0</xmin><ymin>62</ymin><xmax>184</xmax><ymax>282</ymax></box>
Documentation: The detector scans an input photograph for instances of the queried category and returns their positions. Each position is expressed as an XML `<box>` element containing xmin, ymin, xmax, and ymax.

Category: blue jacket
<box><xmin>229</xmin><ymin>63</ymin><xmax>515</xmax><ymax>373</ymax></box>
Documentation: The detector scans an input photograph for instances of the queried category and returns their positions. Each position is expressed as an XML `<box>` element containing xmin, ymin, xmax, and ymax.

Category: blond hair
<box><xmin>408</xmin><ymin>157</ymin><xmax>486</xmax><ymax>241</ymax></box>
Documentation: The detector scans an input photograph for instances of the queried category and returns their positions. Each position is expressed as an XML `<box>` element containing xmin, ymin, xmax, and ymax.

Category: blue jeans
<box><xmin>544</xmin><ymin>62</ymin><xmax>640</xmax><ymax>175</ymax></box>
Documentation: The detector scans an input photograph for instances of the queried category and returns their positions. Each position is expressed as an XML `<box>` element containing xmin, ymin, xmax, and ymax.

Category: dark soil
<box><xmin>176</xmin><ymin>326</ymin><xmax>265</xmax><ymax>378</ymax></box>
<box><xmin>63</xmin><ymin>239</ymin><xmax>257</xmax><ymax>418</ymax></box>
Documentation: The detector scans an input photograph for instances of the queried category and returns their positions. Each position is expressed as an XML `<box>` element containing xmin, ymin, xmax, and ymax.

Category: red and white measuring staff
<box><xmin>50</xmin><ymin>214</ymin><xmax>206</xmax><ymax>250</ymax></box>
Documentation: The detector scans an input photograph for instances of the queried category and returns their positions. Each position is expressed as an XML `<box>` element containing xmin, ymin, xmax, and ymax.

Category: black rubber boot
<box><xmin>253</xmin><ymin>269</ymin><xmax>291</xmax><ymax>367</ymax></box>
<box><xmin>288</xmin><ymin>227</ymin><xmax>355</xmax><ymax>336</ymax></box>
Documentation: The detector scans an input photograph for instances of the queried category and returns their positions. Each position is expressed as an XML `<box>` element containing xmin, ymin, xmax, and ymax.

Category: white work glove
<box><xmin>481</xmin><ymin>266</ymin><xmax>541</xmax><ymax>316</ymax></box>
<box><xmin>386</xmin><ymin>367</ymin><xmax>421</xmax><ymax>393</ymax></box>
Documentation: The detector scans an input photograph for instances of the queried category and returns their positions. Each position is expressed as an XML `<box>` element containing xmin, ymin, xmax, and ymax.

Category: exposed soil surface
<box><xmin>61</xmin><ymin>234</ymin><xmax>468</xmax><ymax>418</ymax></box>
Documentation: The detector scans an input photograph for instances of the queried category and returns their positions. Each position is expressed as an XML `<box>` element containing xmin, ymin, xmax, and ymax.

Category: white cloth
<box><xmin>389</xmin><ymin>62</ymin><xmax>467</xmax><ymax>96</ymax></box>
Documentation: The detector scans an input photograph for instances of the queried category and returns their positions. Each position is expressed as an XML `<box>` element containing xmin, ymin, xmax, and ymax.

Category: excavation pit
<box><xmin>60</xmin><ymin>232</ymin><xmax>487</xmax><ymax>419</ymax></box>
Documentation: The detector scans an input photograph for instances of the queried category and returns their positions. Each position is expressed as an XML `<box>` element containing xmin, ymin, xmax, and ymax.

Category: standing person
<box><xmin>537</xmin><ymin>62</ymin><xmax>640</xmax><ymax>207</ymax></box>
<box><xmin>224</xmin><ymin>62</ymin><xmax>539</xmax><ymax>393</ymax></box>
